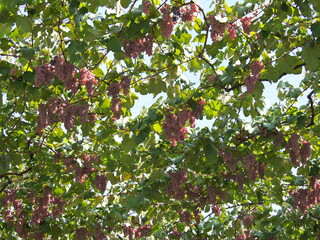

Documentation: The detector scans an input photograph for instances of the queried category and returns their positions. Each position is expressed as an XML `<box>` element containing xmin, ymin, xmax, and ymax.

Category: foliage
<box><xmin>0</xmin><ymin>0</ymin><xmax>319</xmax><ymax>239</ymax></box>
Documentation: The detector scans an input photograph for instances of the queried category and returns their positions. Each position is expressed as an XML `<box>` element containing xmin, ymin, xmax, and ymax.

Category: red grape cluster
<box><xmin>35</xmin><ymin>56</ymin><xmax>97</xmax><ymax>96</ymax></box>
<box><xmin>286</xmin><ymin>133</ymin><xmax>311</xmax><ymax>166</ymax></box>
<box><xmin>160</xmin><ymin>4</ymin><xmax>175</xmax><ymax>38</ymax></box>
<box><xmin>120</xmin><ymin>76</ymin><xmax>131</xmax><ymax>95</ymax></box>
<box><xmin>122</xmin><ymin>225</ymin><xmax>134</xmax><ymax>240</ymax></box>
<box><xmin>242</xmin><ymin>214</ymin><xmax>254</xmax><ymax>228</ymax></box>
<box><xmin>2</xmin><ymin>187</ymin><xmax>66</xmax><ymax>239</ymax></box>
<box><xmin>166</xmin><ymin>169</ymin><xmax>188</xmax><ymax>200</ymax></box>
<box><xmin>56</xmin><ymin>154</ymin><xmax>99</xmax><ymax>183</ymax></box>
<box><xmin>209</xmin><ymin>15</ymin><xmax>226</xmax><ymax>41</ymax></box>
<box><xmin>75</xmin><ymin>227</ymin><xmax>92</xmax><ymax>240</ymax></box>
<box><xmin>162</xmin><ymin>100</ymin><xmax>205</xmax><ymax>146</ymax></box>
<box><xmin>290</xmin><ymin>178</ymin><xmax>320</xmax><ymax>214</ymax></box>
<box><xmin>180</xmin><ymin>3</ymin><xmax>198</xmax><ymax>22</ymax></box>
<box><xmin>37</xmin><ymin>97</ymin><xmax>91</xmax><ymax>134</ymax></box>
<box><xmin>240</xmin><ymin>16</ymin><xmax>253</xmax><ymax>34</ymax></box>
<box><xmin>123</xmin><ymin>35</ymin><xmax>154</xmax><ymax>58</ymax></box>
<box><xmin>242</xmin><ymin>153</ymin><xmax>265</xmax><ymax>181</ymax></box>
<box><xmin>209</xmin><ymin>74</ymin><xmax>217</xmax><ymax>84</ymax></box>
<box><xmin>222</xmin><ymin>172</ymin><xmax>246</xmax><ymax>191</ymax></box>
<box><xmin>228</xmin><ymin>23</ymin><xmax>237</xmax><ymax>40</ymax></box>
<box><xmin>134</xmin><ymin>225</ymin><xmax>152</xmax><ymax>239</ymax></box>
<box><xmin>244</xmin><ymin>61</ymin><xmax>264</xmax><ymax>93</ymax></box>
<box><xmin>179</xmin><ymin>209</ymin><xmax>192</xmax><ymax>225</ymax></box>
<box><xmin>34</xmin><ymin>64</ymin><xmax>55</xmax><ymax>87</ymax></box>
<box><xmin>218</xmin><ymin>148</ymin><xmax>238</xmax><ymax>172</ymax></box>
<box><xmin>236</xmin><ymin>230</ymin><xmax>255</xmax><ymax>240</ymax></box>
<box><xmin>107</xmin><ymin>79</ymin><xmax>132</xmax><ymax>120</ymax></box>
<box><xmin>94</xmin><ymin>174</ymin><xmax>108</xmax><ymax>193</ymax></box>
<box><xmin>142</xmin><ymin>0</ymin><xmax>152</xmax><ymax>15</ymax></box>
<box><xmin>122</xmin><ymin>224</ymin><xmax>151</xmax><ymax>239</ymax></box>
<box><xmin>80</xmin><ymin>68</ymin><xmax>98</xmax><ymax>97</ymax></box>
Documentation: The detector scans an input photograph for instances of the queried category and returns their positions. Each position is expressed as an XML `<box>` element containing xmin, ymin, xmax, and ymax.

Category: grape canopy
<box><xmin>0</xmin><ymin>0</ymin><xmax>319</xmax><ymax>239</ymax></box>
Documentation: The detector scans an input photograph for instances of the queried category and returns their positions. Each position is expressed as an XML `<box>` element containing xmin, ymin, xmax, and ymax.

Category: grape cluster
<box><xmin>180</xmin><ymin>3</ymin><xmax>199</xmax><ymax>22</ymax></box>
<box><xmin>80</xmin><ymin>68</ymin><xmax>98</xmax><ymax>97</ymax></box>
<box><xmin>218</xmin><ymin>148</ymin><xmax>238</xmax><ymax>172</ymax></box>
<box><xmin>242</xmin><ymin>153</ymin><xmax>265</xmax><ymax>181</ymax></box>
<box><xmin>94</xmin><ymin>174</ymin><xmax>108</xmax><ymax>193</ymax></box>
<box><xmin>142</xmin><ymin>0</ymin><xmax>152</xmax><ymax>15</ymax></box>
<box><xmin>2</xmin><ymin>187</ymin><xmax>65</xmax><ymax>239</ymax></box>
<box><xmin>56</xmin><ymin>154</ymin><xmax>99</xmax><ymax>183</ymax></box>
<box><xmin>34</xmin><ymin>64</ymin><xmax>55</xmax><ymax>87</ymax></box>
<box><xmin>286</xmin><ymin>133</ymin><xmax>311</xmax><ymax>166</ymax></box>
<box><xmin>122</xmin><ymin>224</ymin><xmax>151</xmax><ymax>239</ymax></box>
<box><xmin>236</xmin><ymin>230</ymin><xmax>255</xmax><ymax>240</ymax></box>
<box><xmin>228</xmin><ymin>23</ymin><xmax>237</xmax><ymax>40</ymax></box>
<box><xmin>179</xmin><ymin>209</ymin><xmax>192</xmax><ymax>225</ymax></box>
<box><xmin>107</xmin><ymin>82</ymin><xmax>123</xmax><ymax>121</ymax></box>
<box><xmin>37</xmin><ymin>97</ymin><xmax>91</xmax><ymax>134</ymax></box>
<box><xmin>123</xmin><ymin>35</ymin><xmax>154</xmax><ymax>58</ymax></box>
<box><xmin>35</xmin><ymin>56</ymin><xmax>97</xmax><ymax>96</ymax></box>
<box><xmin>166</xmin><ymin>169</ymin><xmax>188</xmax><ymax>200</ymax></box>
<box><xmin>242</xmin><ymin>214</ymin><xmax>254</xmax><ymax>228</ymax></box>
<box><xmin>107</xmin><ymin>78</ymin><xmax>131</xmax><ymax>120</ymax></box>
<box><xmin>75</xmin><ymin>227</ymin><xmax>92</xmax><ymax>240</ymax></box>
<box><xmin>160</xmin><ymin>4</ymin><xmax>174</xmax><ymax>38</ymax></box>
<box><xmin>290</xmin><ymin>178</ymin><xmax>320</xmax><ymax>214</ymax></box>
<box><xmin>209</xmin><ymin>74</ymin><xmax>217</xmax><ymax>84</ymax></box>
<box><xmin>134</xmin><ymin>225</ymin><xmax>152</xmax><ymax>239</ymax></box>
<box><xmin>209</xmin><ymin>15</ymin><xmax>226</xmax><ymax>41</ymax></box>
<box><xmin>244</xmin><ymin>61</ymin><xmax>264</xmax><ymax>93</ymax></box>
<box><xmin>240</xmin><ymin>16</ymin><xmax>253</xmax><ymax>34</ymax></box>
<box><xmin>162</xmin><ymin>100</ymin><xmax>205</xmax><ymax>146</ymax></box>
<box><xmin>120</xmin><ymin>76</ymin><xmax>131</xmax><ymax>95</ymax></box>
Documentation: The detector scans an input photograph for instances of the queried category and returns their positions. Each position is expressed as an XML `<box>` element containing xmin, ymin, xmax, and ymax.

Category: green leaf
<box><xmin>311</xmin><ymin>21</ymin><xmax>320</xmax><ymax>37</ymax></box>
<box><xmin>120</xmin><ymin>0</ymin><xmax>131</xmax><ymax>8</ymax></box>
<box><xmin>19</xmin><ymin>47</ymin><xmax>35</xmax><ymax>59</ymax></box>
<box><xmin>108</xmin><ymin>37</ymin><xmax>122</xmax><ymax>52</ymax></box>
<box><xmin>301</xmin><ymin>42</ymin><xmax>320</xmax><ymax>70</ymax></box>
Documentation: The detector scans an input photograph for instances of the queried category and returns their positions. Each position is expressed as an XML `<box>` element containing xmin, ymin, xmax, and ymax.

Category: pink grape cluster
<box><xmin>244</xmin><ymin>61</ymin><xmax>264</xmax><ymax>93</ymax></box>
<box><xmin>142</xmin><ymin>0</ymin><xmax>152</xmax><ymax>15</ymax></box>
<box><xmin>286</xmin><ymin>133</ymin><xmax>311</xmax><ymax>166</ymax></box>
<box><xmin>123</xmin><ymin>35</ymin><xmax>154</xmax><ymax>58</ymax></box>
<box><xmin>180</xmin><ymin>3</ymin><xmax>199</xmax><ymax>22</ymax></box>
<box><xmin>209</xmin><ymin>15</ymin><xmax>226</xmax><ymax>41</ymax></box>
<box><xmin>56</xmin><ymin>153</ymin><xmax>100</xmax><ymax>184</ymax></box>
<box><xmin>37</xmin><ymin>97</ymin><xmax>91</xmax><ymax>134</ymax></box>
<box><xmin>2</xmin><ymin>187</ymin><xmax>65</xmax><ymax>239</ymax></box>
<box><xmin>242</xmin><ymin>214</ymin><xmax>254</xmax><ymax>228</ymax></box>
<box><xmin>290</xmin><ymin>178</ymin><xmax>320</xmax><ymax>214</ymax></box>
<box><xmin>218</xmin><ymin>148</ymin><xmax>238</xmax><ymax>172</ymax></box>
<box><xmin>179</xmin><ymin>209</ymin><xmax>192</xmax><ymax>225</ymax></box>
<box><xmin>160</xmin><ymin>4</ymin><xmax>175</xmax><ymax>38</ymax></box>
<box><xmin>32</xmin><ymin>187</ymin><xmax>65</xmax><ymax>226</ymax></box>
<box><xmin>34</xmin><ymin>64</ymin><xmax>55</xmax><ymax>87</ymax></box>
<box><xmin>236</xmin><ymin>230</ymin><xmax>255</xmax><ymax>240</ymax></box>
<box><xmin>80</xmin><ymin>68</ymin><xmax>98</xmax><ymax>97</ymax></box>
<box><xmin>162</xmin><ymin>100</ymin><xmax>205</xmax><ymax>146</ymax></box>
<box><xmin>120</xmin><ymin>76</ymin><xmax>131</xmax><ymax>95</ymax></box>
<box><xmin>228</xmin><ymin>23</ymin><xmax>237</xmax><ymax>40</ymax></box>
<box><xmin>209</xmin><ymin>74</ymin><xmax>217</xmax><ymax>84</ymax></box>
<box><xmin>166</xmin><ymin>169</ymin><xmax>188</xmax><ymax>200</ymax></box>
<box><xmin>242</xmin><ymin>153</ymin><xmax>265</xmax><ymax>181</ymax></box>
<box><xmin>122</xmin><ymin>224</ymin><xmax>152</xmax><ymax>239</ymax></box>
<box><xmin>94</xmin><ymin>174</ymin><xmax>108</xmax><ymax>193</ymax></box>
<box><xmin>107</xmin><ymin>77</ymin><xmax>131</xmax><ymax>120</ymax></box>
<box><xmin>75</xmin><ymin>227</ymin><xmax>92</xmax><ymax>240</ymax></box>
<box><xmin>222</xmin><ymin>172</ymin><xmax>247</xmax><ymax>191</ymax></box>
<box><xmin>35</xmin><ymin>56</ymin><xmax>97</xmax><ymax>96</ymax></box>
<box><xmin>240</xmin><ymin>16</ymin><xmax>253</xmax><ymax>34</ymax></box>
